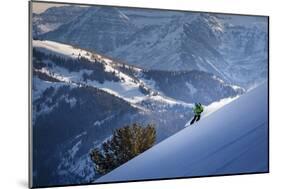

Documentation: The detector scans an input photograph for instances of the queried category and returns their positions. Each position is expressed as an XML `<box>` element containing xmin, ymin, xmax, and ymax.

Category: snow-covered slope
<box><xmin>96</xmin><ymin>83</ymin><xmax>268</xmax><ymax>182</ymax></box>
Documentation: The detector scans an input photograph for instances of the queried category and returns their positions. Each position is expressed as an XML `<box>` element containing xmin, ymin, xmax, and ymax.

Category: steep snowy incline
<box><xmin>96</xmin><ymin>83</ymin><xmax>268</xmax><ymax>182</ymax></box>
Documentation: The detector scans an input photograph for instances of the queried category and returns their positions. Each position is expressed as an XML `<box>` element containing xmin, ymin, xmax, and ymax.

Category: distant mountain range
<box><xmin>32</xmin><ymin>40</ymin><xmax>243</xmax><ymax>187</ymax></box>
<box><xmin>33</xmin><ymin>6</ymin><xmax>268</xmax><ymax>88</ymax></box>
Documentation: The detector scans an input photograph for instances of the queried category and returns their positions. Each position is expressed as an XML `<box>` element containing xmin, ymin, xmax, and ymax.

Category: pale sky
<box><xmin>32</xmin><ymin>2</ymin><xmax>70</xmax><ymax>14</ymax></box>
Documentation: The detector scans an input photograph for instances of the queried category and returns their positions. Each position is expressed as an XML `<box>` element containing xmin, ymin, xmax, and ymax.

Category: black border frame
<box><xmin>28</xmin><ymin>1</ymin><xmax>270</xmax><ymax>188</ymax></box>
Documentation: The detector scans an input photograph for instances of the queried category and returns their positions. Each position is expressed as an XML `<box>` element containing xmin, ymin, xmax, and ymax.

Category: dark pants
<box><xmin>190</xmin><ymin>114</ymin><xmax>201</xmax><ymax>125</ymax></box>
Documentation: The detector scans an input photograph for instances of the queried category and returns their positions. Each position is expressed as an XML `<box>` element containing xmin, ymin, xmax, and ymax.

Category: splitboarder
<box><xmin>190</xmin><ymin>103</ymin><xmax>204</xmax><ymax>125</ymax></box>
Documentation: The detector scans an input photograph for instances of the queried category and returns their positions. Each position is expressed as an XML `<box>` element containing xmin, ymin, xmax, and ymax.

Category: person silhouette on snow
<box><xmin>190</xmin><ymin>103</ymin><xmax>204</xmax><ymax>125</ymax></box>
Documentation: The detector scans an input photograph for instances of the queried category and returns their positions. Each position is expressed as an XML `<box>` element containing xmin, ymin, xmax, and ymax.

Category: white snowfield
<box><xmin>96</xmin><ymin>83</ymin><xmax>268</xmax><ymax>183</ymax></box>
<box><xmin>33</xmin><ymin>40</ymin><xmax>88</xmax><ymax>59</ymax></box>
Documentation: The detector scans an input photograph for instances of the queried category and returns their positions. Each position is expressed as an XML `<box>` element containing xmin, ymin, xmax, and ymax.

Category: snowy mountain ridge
<box><xmin>33</xmin><ymin>40</ymin><xmax>243</xmax><ymax>107</ymax></box>
<box><xmin>33</xmin><ymin>40</ymin><xmax>193</xmax><ymax>109</ymax></box>
<box><xmin>39</xmin><ymin>6</ymin><xmax>268</xmax><ymax>88</ymax></box>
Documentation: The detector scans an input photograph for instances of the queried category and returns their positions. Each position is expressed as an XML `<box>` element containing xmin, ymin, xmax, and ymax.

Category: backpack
<box><xmin>193</xmin><ymin>103</ymin><xmax>204</xmax><ymax>115</ymax></box>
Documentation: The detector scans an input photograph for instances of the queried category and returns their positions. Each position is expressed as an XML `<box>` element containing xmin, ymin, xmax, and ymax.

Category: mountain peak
<box><xmin>83</xmin><ymin>6</ymin><xmax>130</xmax><ymax>22</ymax></box>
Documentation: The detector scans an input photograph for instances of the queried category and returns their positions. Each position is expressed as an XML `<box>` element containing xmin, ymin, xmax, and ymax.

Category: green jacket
<box><xmin>193</xmin><ymin>104</ymin><xmax>204</xmax><ymax>116</ymax></box>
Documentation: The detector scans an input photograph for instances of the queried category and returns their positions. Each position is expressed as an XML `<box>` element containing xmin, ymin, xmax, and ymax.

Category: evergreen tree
<box><xmin>90</xmin><ymin>123</ymin><xmax>156</xmax><ymax>175</ymax></box>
